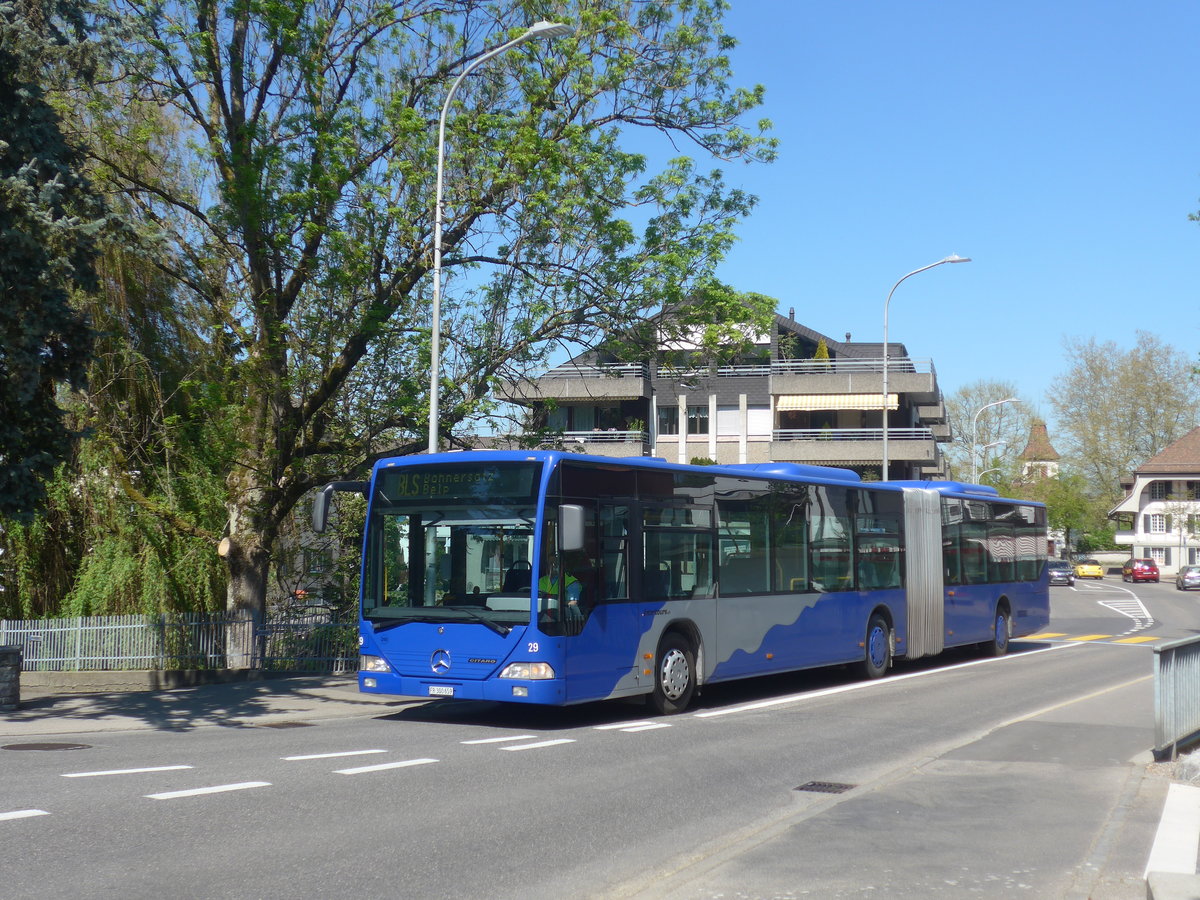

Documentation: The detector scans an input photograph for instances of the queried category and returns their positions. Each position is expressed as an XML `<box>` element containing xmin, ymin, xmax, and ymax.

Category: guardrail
<box><xmin>1154</xmin><ymin>634</ymin><xmax>1200</xmax><ymax>759</ymax></box>
<box><xmin>1156</xmin><ymin>633</ymin><xmax>1200</xmax><ymax>763</ymax></box>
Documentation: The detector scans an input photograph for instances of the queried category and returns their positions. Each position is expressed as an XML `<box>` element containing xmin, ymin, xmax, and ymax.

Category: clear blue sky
<box><xmin>713</xmin><ymin>1</ymin><xmax>1199</xmax><ymax>427</ymax></box>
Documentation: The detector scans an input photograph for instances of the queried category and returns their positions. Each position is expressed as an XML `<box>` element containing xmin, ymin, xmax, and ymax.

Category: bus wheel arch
<box><xmin>861</xmin><ymin>608</ymin><xmax>893</xmax><ymax>680</ymax></box>
<box><xmin>650</xmin><ymin>626</ymin><xmax>700</xmax><ymax>715</ymax></box>
<box><xmin>983</xmin><ymin>598</ymin><xmax>1012</xmax><ymax>657</ymax></box>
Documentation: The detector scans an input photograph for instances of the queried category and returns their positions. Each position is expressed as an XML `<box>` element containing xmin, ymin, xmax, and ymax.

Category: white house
<box><xmin>1109</xmin><ymin>427</ymin><xmax>1200</xmax><ymax>572</ymax></box>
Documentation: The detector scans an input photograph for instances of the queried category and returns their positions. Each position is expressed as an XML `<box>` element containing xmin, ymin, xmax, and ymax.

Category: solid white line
<box><xmin>500</xmin><ymin>739</ymin><xmax>576</xmax><ymax>751</ymax></box>
<box><xmin>63</xmin><ymin>765</ymin><xmax>194</xmax><ymax>778</ymax></box>
<box><xmin>1145</xmin><ymin>783</ymin><xmax>1200</xmax><ymax>876</ymax></box>
<box><xmin>694</xmin><ymin>643</ymin><xmax>1079</xmax><ymax>719</ymax></box>
<box><xmin>460</xmin><ymin>735</ymin><xmax>538</xmax><ymax>745</ymax></box>
<box><xmin>0</xmin><ymin>809</ymin><xmax>49</xmax><ymax>821</ymax></box>
<box><xmin>334</xmin><ymin>758</ymin><xmax>438</xmax><ymax>775</ymax></box>
<box><xmin>282</xmin><ymin>750</ymin><xmax>387</xmax><ymax>761</ymax></box>
<box><xmin>146</xmin><ymin>782</ymin><xmax>270</xmax><ymax>800</ymax></box>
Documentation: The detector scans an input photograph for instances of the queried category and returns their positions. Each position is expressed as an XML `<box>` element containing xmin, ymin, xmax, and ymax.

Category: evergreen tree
<box><xmin>0</xmin><ymin>0</ymin><xmax>105</xmax><ymax>521</ymax></box>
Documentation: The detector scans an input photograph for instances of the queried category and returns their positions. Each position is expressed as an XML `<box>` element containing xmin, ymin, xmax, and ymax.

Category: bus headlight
<box><xmin>499</xmin><ymin>662</ymin><xmax>555</xmax><ymax>680</ymax></box>
<box><xmin>360</xmin><ymin>654</ymin><xmax>390</xmax><ymax>673</ymax></box>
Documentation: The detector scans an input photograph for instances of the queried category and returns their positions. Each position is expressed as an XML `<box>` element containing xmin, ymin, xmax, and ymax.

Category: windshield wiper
<box><xmin>445</xmin><ymin>606</ymin><xmax>511</xmax><ymax>636</ymax></box>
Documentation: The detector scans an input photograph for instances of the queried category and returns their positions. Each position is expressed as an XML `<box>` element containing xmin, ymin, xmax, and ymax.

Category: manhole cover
<box><xmin>795</xmin><ymin>781</ymin><xmax>855</xmax><ymax>794</ymax></box>
<box><xmin>2</xmin><ymin>742</ymin><xmax>92</xmax><ymax>751</ymax></box>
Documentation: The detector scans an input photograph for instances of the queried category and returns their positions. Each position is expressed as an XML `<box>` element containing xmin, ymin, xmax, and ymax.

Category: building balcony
<box><xmin>498</xmin><ymin>363</ymin><xmax>651</xmax><ymax>404</ymax></box>
<box><xmin>511</xmin><ymin>430</ymin><xmax>650</xmax><ymax>457</ymax></box>
<box><xmin>769</xmin><ymin>428</ymin><xmax>937</xmax><ymax>465</ymax></box>
<box><xmin>769</xmin><ymin>358</ymin><xmax>939</xmax><ymax>403</ymax></box>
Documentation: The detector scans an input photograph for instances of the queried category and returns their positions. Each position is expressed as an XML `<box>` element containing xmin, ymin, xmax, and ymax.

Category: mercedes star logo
<box><xmin>430</xmin><ymin>649</ymin><xmax>452</xmax><ymax>674</ymax></box>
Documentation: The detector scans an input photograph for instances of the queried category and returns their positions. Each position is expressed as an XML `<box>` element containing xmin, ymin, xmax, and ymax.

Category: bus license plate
<box><xmin>428</xmin><ymin>685</ymin><xmax>454</xmax><ymax>697</ymax></box>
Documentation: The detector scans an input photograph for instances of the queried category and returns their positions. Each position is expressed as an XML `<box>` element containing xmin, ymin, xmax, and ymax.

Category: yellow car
<box><xmin>1074</xmin><ymin>558</ymin><xmax>1104</xmax><ymax>579</ymax></box>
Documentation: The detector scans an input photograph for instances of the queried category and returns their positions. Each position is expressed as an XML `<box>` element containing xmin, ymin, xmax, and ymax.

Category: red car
<box><xmin>1122</xmin><ymin>558</ymin><xmax>1160</xmax><ymax>583</ymax></box>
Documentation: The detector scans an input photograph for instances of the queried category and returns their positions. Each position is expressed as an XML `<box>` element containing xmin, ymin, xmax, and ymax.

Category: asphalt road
<box><xmin>3</xmin><ymin>579</ymin><xmax>1196</xmax><ymax>899</ymax></box>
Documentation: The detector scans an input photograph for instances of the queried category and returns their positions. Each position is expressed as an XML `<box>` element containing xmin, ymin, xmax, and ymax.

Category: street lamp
<box><xmin>428</xmin><ymin>20</ymin><xmax>573</xmax><ymax>454</ymax></box>
<box><xmin>881</xmin><ymin>254</ymin><xmax>971</xmax><ymax>479</ymax></box>
<box><xmin>977</xmin><ymin>440</ymin><xmax>1006</xmax><ymax>482</ymax></box>
<box><xmin>971</xmin><ymin>398</ymin><xmax>1019</xmax><ymax>483</ymax></box>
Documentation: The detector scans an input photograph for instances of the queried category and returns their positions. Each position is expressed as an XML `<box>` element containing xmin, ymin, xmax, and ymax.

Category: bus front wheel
<box><xmin>651</xmin><ymin>633</ymin><xmax>696</xmax><ymax>715</ymax></box>
<box><xmin>861</xmin><ymin>613</ymin><xmax>891</xmax><ymax>679</ymax></box>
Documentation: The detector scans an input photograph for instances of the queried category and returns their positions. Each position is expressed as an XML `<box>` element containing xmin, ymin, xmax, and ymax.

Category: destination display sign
<box><xmin>376</xmin><ymin>463</ymin><xmax>539</xmax><ymax>503</ymax></box>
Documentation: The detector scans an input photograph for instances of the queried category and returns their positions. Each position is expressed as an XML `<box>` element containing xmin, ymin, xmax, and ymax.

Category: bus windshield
<box><xmin>362</xmin><ymin>462</ymin><xmax>542</xmax><ymax>632</ymax></box>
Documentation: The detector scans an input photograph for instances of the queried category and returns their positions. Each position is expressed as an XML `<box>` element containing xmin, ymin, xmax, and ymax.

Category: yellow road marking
<box><xmin>1026</xmin><ymin>633</ymin><xmax>1067</xmax><ymax>639</ymax></box>
<box><xmin>1067</xmin><ymin>634</ymin><xmax>1112</xmax><ymax>641</ymax></box>
<box><xmin>1112</xmin><ymin>635</ymin><xmax>1160</xmax><ymax>644</ymax></box>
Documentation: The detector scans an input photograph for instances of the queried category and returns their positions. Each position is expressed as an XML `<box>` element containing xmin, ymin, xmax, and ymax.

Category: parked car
<box><xmin>1047</xmin><ymin>560</ymin><xmax>1076</xmax><ymax>586</ymax></box>
<box><xmin>1122</xmin><ymin>558</ymin><xmax>1160</xmax><ymax>583</ymax></box>
<box><xmin>1074</xmin><ymin>558</ymin><xmax>1104</xmax><ymax>579</ymax></box>
<box><xmin>1176</xmin><ymin>565</ymin><xmax>1200</xmax><ymax>591</ymax></box>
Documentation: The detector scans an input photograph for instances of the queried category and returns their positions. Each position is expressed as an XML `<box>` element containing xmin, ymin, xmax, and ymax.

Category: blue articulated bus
<box><xmin>313</xmin><ymin>451</ymin><xmax>1049</xmax><ymax>714</ymax></box>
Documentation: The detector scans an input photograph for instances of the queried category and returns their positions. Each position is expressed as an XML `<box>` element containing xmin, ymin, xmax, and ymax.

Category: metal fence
<box><xmin>0</xmin><ymin>613</ymin><xmax>358</xmax><ymax>675</ymax></box>
<box><xmin>1154</xmin><ymin>634</ymin><xmax>1200</xmax><ymax>759</ymax></box>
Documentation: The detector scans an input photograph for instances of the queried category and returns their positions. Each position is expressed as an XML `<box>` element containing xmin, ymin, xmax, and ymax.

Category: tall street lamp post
<box><xmin>881</xmin><ymin>255</ymin><xmax>971</xmax><ymax>479</ymax></box>
<box><xmin>428</xmin><ymin>20</ymin><xmax>573</xmax><ymax>454</ymax></box>
<box><xmin>971</xmin><ymin>397</ymin><xmax>1019</xmax><ymax>483</ymax></box>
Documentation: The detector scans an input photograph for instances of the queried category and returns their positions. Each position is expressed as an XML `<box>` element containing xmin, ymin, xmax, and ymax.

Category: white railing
<box><xmin>540</xmin><ymin>358</ymin><xmax>935</xmax><ymax>380</ymax></box>
<box><xmin>543</xmin><ymin>363</ymin><xmax>648</xmax><ymax>378</ymax></box>
<box><xmin>0</xmin><ymin>613</ymin><xmax>358</xmax><ymax>674</ymax></box>
<box><xmin>773</xmin><ymin>428</ymin><xmax>934</xmax><ymax>442</ymax></box>
<box><xmin>557</xmin><ymin>430</ymin><xmax>648</xmax><ymax>444</ymax></box>
<box><xmin>772</xmin><ymin>358</ymin><xmax>934</xmax><ymax>376</ymax></box>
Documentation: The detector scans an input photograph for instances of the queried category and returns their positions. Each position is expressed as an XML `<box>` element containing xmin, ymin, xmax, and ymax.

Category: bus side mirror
<box><xmin>559</xmin><ymin>504</ymin><xmax>585</xmax><ymax>552</ymax></box>
<box><xmin>312</xmin><ymin>481</ymin><xmax>368</xmax><ymax>533</ymax></box>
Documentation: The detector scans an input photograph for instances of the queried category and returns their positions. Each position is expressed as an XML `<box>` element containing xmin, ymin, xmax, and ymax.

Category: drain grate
<box><xmin>2</xmin><ymin>742</ymin><xmax>92</xmax><ymax>752</ymax></box>
<box><xmin>795</xmin><ymin>781</ymin><xmax>855</xmax><ymax>794</ymax></box>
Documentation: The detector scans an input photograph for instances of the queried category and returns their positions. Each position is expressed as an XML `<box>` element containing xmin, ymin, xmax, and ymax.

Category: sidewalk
<box><xmin>1</xmin><ymin>673</ymin><xmax>414</xmax><ymax>738</ymax></box>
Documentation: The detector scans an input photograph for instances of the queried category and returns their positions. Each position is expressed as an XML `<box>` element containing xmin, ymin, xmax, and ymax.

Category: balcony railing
<box><xmin>540</xmin><ymin>358</ymin><xmax>934</xmax><ymax>379</ymax></box>
<box><xmin>773</xmin><ymin>428</ymin><xmax>935</xmax><ymax>442</ymax></box>
<box><xmin>549</xmin><ymin>430</ymin><xmax>648</xmax><ymax>444</ymax></box>
<box><xmin>542</xmin><ymin>363</ymin><xmax>648</xmax><ymax>378</ymax></box>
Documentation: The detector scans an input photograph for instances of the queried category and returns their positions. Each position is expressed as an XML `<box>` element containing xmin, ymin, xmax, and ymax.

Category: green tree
<box><xmin>95</xmin><ymin>0</ymin><xmax>774</xmax><ymax>659</ymax></box>
<box><xmin>1047</xmin><ymin>333</ymin><xmax>1200</xmax><ymax>501</ymax></box>
<box><xmin>943</xmin><ymin>380</ymin><xmax>1033</xmax><ymax>482</ymax></box>
<box><xmin>0</xmin><ymin>0</ymin><xmax>106</xmax><ymax>522</ymax></box>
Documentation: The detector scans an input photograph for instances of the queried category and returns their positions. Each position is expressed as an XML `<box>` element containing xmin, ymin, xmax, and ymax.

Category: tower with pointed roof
<box><xmin>1019</xmin><ymin>421</ymin><xmax>1060</xmax><ymax>481</ymax></box>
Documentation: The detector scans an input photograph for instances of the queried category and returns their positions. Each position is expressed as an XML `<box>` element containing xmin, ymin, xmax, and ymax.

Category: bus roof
<box><xmin>372</xmin><ymin>452</ymin><xmax>1040</xmax><ymax>505</ymax></box>
<box><xmin>373</xmin><ymin>450</ymin><xmax>864</xmax><ymax>487</ymax></box>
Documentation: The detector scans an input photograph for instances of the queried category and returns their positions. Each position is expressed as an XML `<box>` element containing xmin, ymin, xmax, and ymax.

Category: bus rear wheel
<box><xmin>861</xmin><ymin>613</ymin><xmax>891</xmax><ymax>679</ymax></box>
<box><xmin>650</xmin><ymin>633</ymin><xmax>696</xmax><ymax>715</ymax></box>
<box><xmin>983</xmin><ymin>605</ymin><xmax>1011</xmax><ymax>657</ymax></box>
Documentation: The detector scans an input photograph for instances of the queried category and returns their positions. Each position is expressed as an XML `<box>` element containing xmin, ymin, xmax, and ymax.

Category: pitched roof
<box><xmin>1136</xmin><ymin>426</ymin><xmax>1200</xmax><ymax>474</ymax></box>
<box><xmin>1019</xmin><ymin>422</ymin><xmax>1060</xmax><ymax>461</ymax></box>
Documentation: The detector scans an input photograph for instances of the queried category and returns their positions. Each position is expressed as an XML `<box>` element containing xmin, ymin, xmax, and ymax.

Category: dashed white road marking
<box><xmin>616</xmin><ymin>723</ymin><xmax>672</xmax><ymax>733</ymax></box>
<box><xmin>460</xmin><ymin>735</ymin><xmax>538</xmax><ymax>745</ymax></box>
<box><xmin>63</xmin><ymin>765</ymin><xmax>194</xmax><ymax>778</ymax></box>
<box><xmin>334</xmin><ymin>758</ymin><xmax>438</xmax><ymax>775</ymax></box>
<box><xmin>0</xmin><ymin>809</ymin><xmax>49</xmax><ymax>821</ymax></box>
<box><xmin>1145</xmin><ymin>783</ymin><xmax>1200</xmax><ymax>876</ymax></box>
<box><xmin>146</xmin><ymin>782</ymin><xmax>270</xmax><ymax>800</ymax></box>
<box><xmin>282</xmin><ymin>750</ymin><xmax>387</xmax><ymax>761</ymax></box>
<box><xmin>594</xmin><ymin>720</ymin><xmax>658</xmax><ymax>731</ymax></box>
<box><xmin>500</xmin><ymin>739</ymin><xmax>575</xmax><ymax>751</ymax></box>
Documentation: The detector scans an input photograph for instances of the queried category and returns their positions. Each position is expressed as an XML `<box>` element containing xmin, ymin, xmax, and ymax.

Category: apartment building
<box><xmin>498</xmin><ymin>311</ymin><xmax>950</xmax><ymax>481</ymax></box>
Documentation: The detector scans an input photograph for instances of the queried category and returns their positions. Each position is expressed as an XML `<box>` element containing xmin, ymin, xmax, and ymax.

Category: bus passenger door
<box><xmin>563</xmin><ymin>503</ymin><xmax>638</xmax><ymax>702</ymax></box>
